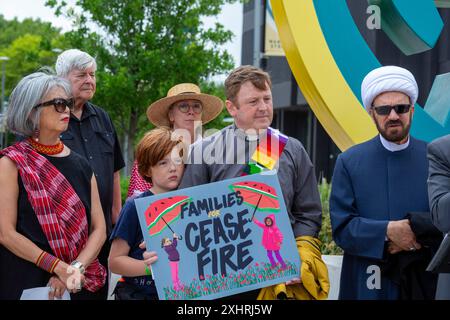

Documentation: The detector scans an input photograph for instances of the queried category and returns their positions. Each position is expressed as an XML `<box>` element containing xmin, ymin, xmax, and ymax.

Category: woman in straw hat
<box><xmin>127</xmin><ymin>83</ymin><xmax>223</xmax><ymax>197</ymax></box>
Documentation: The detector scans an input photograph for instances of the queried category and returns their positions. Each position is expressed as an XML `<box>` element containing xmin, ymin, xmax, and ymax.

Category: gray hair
<box><xmin>7</xmin><ymin>72</ymin><xmax>72</xmax><ymax>137</ymax></box>
<box><xmin>55</xmin><ymin>49</ymin><xmax>97</xmax><ymax>77</ymax></box>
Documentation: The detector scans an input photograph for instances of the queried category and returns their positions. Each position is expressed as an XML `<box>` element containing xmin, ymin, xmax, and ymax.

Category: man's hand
<box><xmin>387</xmin><ymin>241</ymin><xmax>403</xmax><ymax>254</ymax></box>
<box><xmin>387</xmin><ymin>219</ymin><xmax>421</xmax><ymax>251</ymax></box>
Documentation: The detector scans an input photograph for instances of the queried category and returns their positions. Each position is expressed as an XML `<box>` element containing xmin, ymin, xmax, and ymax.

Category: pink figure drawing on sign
<box><xmin>253</xmin><ymin>214</ymin><xmax>287</xmax><ymax>270</ymax></box>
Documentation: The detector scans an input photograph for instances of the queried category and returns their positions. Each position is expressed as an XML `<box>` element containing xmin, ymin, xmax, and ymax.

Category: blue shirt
<box><xmin>110</xmin><ymin>190</ymin><xmax>157</xmax><ymax>297</ymax></box>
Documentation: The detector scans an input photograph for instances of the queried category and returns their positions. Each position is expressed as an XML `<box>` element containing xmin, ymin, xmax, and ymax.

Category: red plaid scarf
<box><xmin>0</xmin><ymin>141</ymin><xmax>106</xmax><ymax>292</ymax></box>
<box><xmin>127</xmin><ymin>160</ymin><xmax>152</xmax><ymax>198</ymax></box>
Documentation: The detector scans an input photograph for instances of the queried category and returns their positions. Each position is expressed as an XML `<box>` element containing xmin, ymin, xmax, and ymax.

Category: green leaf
<box><xmin>44</xmin><ymin>0</ymin><xmax>240</xmax><ymax>173</ymax></box>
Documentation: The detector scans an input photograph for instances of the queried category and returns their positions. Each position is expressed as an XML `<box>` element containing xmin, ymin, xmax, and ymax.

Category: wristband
<box><xmin>145</xmin><ymin>264</ymin><xmax>152</xmax><ymax>276</ymax></box>
<box><xmin>36</xmin><ymin>251</ymin><xmax>60</xmax><ymax>274</ymax></box>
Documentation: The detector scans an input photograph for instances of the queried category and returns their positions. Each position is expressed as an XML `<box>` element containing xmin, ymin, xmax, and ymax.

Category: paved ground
<box><xmin>322</xmin><ymin>255</ymin><xmax>342</xmax><ymax>300</ymax></box>
<box><xmin>107</xmin><ymin>273</ymin><xmax>121</xmax><ymax>300</ymax></box>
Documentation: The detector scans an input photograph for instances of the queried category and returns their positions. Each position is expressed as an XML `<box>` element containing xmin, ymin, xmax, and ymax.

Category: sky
<box><xmin>0</xmin><ymin>0</ymin><xmax>243</xmax><ymax>68</ymax></box>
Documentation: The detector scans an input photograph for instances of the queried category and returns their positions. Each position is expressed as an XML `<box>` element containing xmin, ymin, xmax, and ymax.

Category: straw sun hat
<box><xmin>146</xmin><ymin>83</ymin><xmax>224</xmax><ymax>127</ymax></box>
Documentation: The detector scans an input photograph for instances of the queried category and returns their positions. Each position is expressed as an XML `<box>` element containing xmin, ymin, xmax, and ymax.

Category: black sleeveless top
<box><xmin>0</xmin><ymin>151</ymin><xmax>93</xmax><ymax>300</ymax></box>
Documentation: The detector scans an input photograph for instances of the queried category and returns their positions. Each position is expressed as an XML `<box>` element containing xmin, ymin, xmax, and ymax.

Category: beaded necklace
<box><xmin>28</xmin><ymin>137</ymin><xmax>64</xmax><ymax>155</ymax></box>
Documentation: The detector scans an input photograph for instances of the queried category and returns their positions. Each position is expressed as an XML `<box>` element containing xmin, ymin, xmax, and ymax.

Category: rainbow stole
<box><xmin>242</xmin><ymin>127</ymin><xmax>289</xmax><ymax>175</ymax></box>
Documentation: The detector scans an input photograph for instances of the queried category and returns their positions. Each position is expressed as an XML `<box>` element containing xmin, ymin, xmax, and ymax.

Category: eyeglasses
<box><xmin>372</xmin><ymin>104</ymin><xmax>411</xmax><ymax>116</ymax></box>
<box><xmin>34</xmin><ymin>98</ymin><xmax>74</xmax><ymax>113</ymax></box>
<box><xmin>173</xmin><ymin>102</ymin><xmax>203</xmax><ymax>114</ymax></box>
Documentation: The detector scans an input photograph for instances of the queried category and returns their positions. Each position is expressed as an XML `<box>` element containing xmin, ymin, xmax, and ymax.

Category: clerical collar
<box><xmin>232</xmin><ymin>124</ymin><xmax>266</xmax><ymax>142</ymax></box>
<box><xmin>379</xmin><ymin>134</ymin><xmax>410</xmax><ymax>152</ymax></box>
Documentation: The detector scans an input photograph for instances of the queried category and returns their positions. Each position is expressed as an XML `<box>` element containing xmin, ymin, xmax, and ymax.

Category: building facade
<box><xmin>241</xmin><ymin>0</ymin><xmax>450</xmax><ymax>181</ymax></box>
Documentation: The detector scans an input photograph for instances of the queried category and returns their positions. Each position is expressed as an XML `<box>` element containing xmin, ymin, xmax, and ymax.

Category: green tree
<box><xmin>46</xmin><ymin>0</ymin><xmax>238</xmax><ymax>174</ymax></box>
<box><xmin>0</xmin><ymin>15</ymin><xmax>62</xmax><ymax>51</ymax></box>
<box><xmin>318</xmin><ymin>179</ymin><xmax>344</xmax><ymax>255</ymax></box>
<box><xmin>0</xmin><ymin>15</ymin><xmax>66</xmax><ymax>98</ymax></box>
<box><xmin>0</xmin><ymin>34</ymin><xmax>61</xmax><ymax>98</ymax></box>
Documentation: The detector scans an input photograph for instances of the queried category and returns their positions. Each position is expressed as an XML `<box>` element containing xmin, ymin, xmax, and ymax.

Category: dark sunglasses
<box><xmin>372</xmin><ymin>104</ymin><xmax>411</xmax><ymax>116</ymax></box>
<box><xmin>174</xmin><ymin>102</ymin><xmax>203</xmax><ymax>114</ymax></box>
<box><xmin>34</xmin><ymin>98</ymin><xmax>74</xmax><ymax>113</ymax></box>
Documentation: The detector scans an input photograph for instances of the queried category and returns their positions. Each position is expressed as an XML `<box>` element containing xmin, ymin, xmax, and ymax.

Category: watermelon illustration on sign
<box><xmin>229</xmin><ymin>181</ymin><xmax>280</xmax><ymax>219</ymax></box>
<box><xmin>145</xmin><ymin>196</ymin><xmax>191</xmax><ymax>238</ymax></box>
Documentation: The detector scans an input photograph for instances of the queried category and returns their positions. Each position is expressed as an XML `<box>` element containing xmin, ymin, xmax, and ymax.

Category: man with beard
<box><xmin>330</xmin><ymin>66</ymin><xmax>439</xmax><ymax>299</ymax></box>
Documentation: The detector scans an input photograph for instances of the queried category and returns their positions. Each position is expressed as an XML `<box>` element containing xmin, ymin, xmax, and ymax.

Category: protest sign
<box><xmin>135</xmin><ymin>172</ymin><xmax>300</xmax><ymax>300</ymax></box>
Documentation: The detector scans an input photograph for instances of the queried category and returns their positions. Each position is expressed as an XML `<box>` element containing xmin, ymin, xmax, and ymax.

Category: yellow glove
<box><xmin>257</xmin><ymin>236</ymin><xmax>330</xmax><ymax>300</ymax></box>
<box><xmin>297</xmin><ymin>236</ymin><xmax>330</xmax><ymax>299</ymax></box>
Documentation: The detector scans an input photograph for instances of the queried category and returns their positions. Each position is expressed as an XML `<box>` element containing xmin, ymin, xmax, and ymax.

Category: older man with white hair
<box><xmin>56</xmin><ymin>49</ymin><xmax>125</xmax><ymax>300</ymax></box>
<box><xmin>330</xmin><ymin>66</ymin><xmax>440</xmax><ymax>300</ymax></box>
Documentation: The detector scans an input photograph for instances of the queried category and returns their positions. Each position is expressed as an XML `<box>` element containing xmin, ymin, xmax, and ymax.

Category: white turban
<box><xmin>361</xmin><ymin>66</ymin><xmax>418</xmax><ymax>111</ymax></box>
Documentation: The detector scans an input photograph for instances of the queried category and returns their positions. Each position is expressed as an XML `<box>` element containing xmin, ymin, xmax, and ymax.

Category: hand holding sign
<box><xmin>135</xmin><ymin>172</ymin><xmax>300</xmax><ymax>300</ymax></box>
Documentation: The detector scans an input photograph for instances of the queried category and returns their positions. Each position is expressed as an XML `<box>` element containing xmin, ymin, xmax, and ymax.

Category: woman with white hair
<box><xmin>0</xmin><ymin>72</ymin><xmax>107</xmax><ymax>300</ymax></box>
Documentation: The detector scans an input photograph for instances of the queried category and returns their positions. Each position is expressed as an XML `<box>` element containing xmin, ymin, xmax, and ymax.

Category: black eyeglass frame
<box><xmin>33</xmin><ymin>98</ymin><xmax>75</xmax><ymax>113</ymax></box>
<box><xmin>372</xmin><ymin>104</ymin><xmax>412</xmax><ymax>116</ymax></box>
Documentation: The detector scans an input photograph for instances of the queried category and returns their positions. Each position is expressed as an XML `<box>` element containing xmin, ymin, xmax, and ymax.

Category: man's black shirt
<box><xmin>60</xmin><ymin>102</ymin><xmax>125</xmax><ymax>235</ymax></box>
